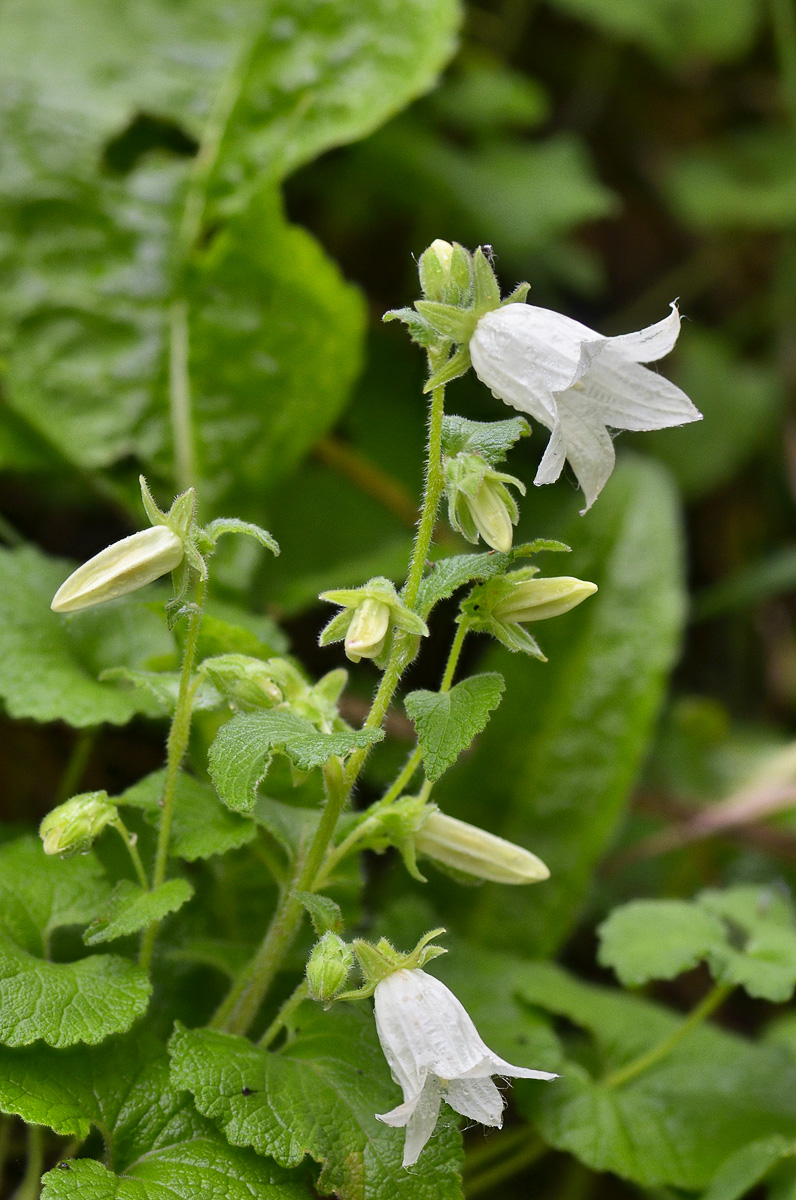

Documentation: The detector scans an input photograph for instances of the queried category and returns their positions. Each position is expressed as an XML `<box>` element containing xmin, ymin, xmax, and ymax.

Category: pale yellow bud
<box><xmin>428</xmin><ymin>239</ymin><xmax>454</xmax><ymax>272</ymax></box>
<box><xmin>40</xmin><ymin>791</ymin><xmax>118</xmax><ymax>857</ymax></box>
<box><xmin>493</xmin><ymin>576</ymin><xmax>597</xmax><ymax>624</ymax></box>
<box><xmin>466</xmin><ymin>478</ymin><xmax>515</xmax><ymax>553</ymax></box>
<box><xmin>344</xmin><ymin>599</ymin><xmax>391</xmax><ymax>663</ymax></box>
<box><xmin>414</xmin><ymin>811</ymin><xmax>549</xmax><ymax>884</ymax></box>
<box><xmin>51</xmin><ymin>526</ymin><xmax>185</xmax><ymax>613</ymax></box>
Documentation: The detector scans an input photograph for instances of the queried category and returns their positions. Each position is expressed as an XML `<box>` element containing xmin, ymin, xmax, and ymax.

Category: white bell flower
<box><xmin>469</xmin><ymin>301</ymin><xmax>701</xmax><ymax>511</ymax></box>
<box><xmin>374</xmin><ymin>967</ymin><xmax>556</xmax><ymax>1166</ymax></box>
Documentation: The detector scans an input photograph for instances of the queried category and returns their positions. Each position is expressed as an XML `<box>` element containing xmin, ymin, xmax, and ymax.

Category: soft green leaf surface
<box><xmin>414</xmin><ymin>552</ymin><xmax>513</xmax><ymax>617</ymax></box>
<box><xmin>701</xmin><ymin>1137</ymin><xmax>794</xmax><ymax>1200</ymax></box>
<box><xmin>436</xmin><ymin>459</ymin><xmax>685</xmax><ymax>954</ymax></box>
<box><xmin>0</xmin><ymin>546</ymin><xmax>174</xmax><ymax>727</ymax></box>
<box><xmin>699</xmin><ymin>887</ymin><xmax>796</xmax><ymax>1003</ymax></box>
<box><xmin>405</xmin><ymin>673</ymin><xmax>505</xmax><ymax>782</ymax></box>
<box><xmin>83</xmin><ymin>879</ymin><xmax>194</xmax><ymax>946</ymax></box>
<box><xmin>513</xmin><ymin>960</ymin><xmax>796</xmax><ymax>1189</ymax></box>
<box><xmin>169</xmin><ymin>1005</ymin><xmax>463</xmax><ymax>1200</ymax></box>
<box><xmin>120</xmin><ymin>770</ymin><xmax>256</xmax><ymax>861</ymax></box>
<box><xmin>295</xmin><ymin>892</ymin><xmax>344</xmax><ymax>935</ymax></box>
<box><xmin>0</xmin><ymin>837</ymin><xmax>150</xmax><ymax>1047</ymax></box>
<box><xmin>6</xmin><ymin>1033</ymin><xmax>304</xmax><ymax>1198</ymax></box>
<box><xmin>208</xmin><ymin>711</ymin><xmax>383</xmax><ymax>814</ymax></box>
<box><xmin>0</xmin><ymin>935</ymin><xmax>150</xmax><ymax>1049</ymax></box>
<box><xmin>440</xmin><ymin>415</ymin><xmax>530</xmax><ymax>464</ymax></box>
<box><xmin>597</xmin><ymin>899</ymin><xmax>728</xmax><ymax>986</ymax></box>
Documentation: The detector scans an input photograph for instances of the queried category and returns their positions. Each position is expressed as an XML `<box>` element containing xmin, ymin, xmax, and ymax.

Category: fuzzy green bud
<box><xmin>344</xmin><ymin>599</ymin><xmax>391</xmax><ymax>663</ymax></box>
<box><xmin>414</xmin><ymin>811</ymin><xmax>549</xmax><ymax>884</ymax></box>
<box><xmin>306</xmin><ymin>932</ymin><xmax>354</xmax><ymax>1002</ymax></box>
<box><xmin>444</xmin><ymin>452</ymin><xmax>524</xmax><ymax>552</ymax></box>
<box><xmin>493</xmin><ymin>575</ymin><xmax>598</xmax><ymax>623</ymax></box>
<box><xmin>40</xmin><ymin>791</ymin><xmax>118</xmax><ymax>857</ymax></box>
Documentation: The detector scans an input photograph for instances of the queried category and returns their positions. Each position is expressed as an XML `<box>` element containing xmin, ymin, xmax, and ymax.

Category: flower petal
<box><xmin>606</xmin><ymin>302</ymin><xmax>680</xmax><ymax>363</ymax></box>
<box><xmin>534</xmin><ymin>393</ymin><xmax>616</xmax><ymax>512</ymax></box>
<box><xmin>445</xmin><ymin>1077</ymin><xmax>505</xmax><ymax>1126</ymax></box>
<box><xmin>463</xmin><ymin>1054</ymin><xmax>559</xmax><ymax>1082</ymax></box>
<box><xmin>376</xmin><ymin>1077</ymin><xmax>442</xmax><ymax>1168</ymax></box>
<box><xmin>577</xmin><ymin>351</ymin><xmax>702</xmax><ymax>431</ymax></box>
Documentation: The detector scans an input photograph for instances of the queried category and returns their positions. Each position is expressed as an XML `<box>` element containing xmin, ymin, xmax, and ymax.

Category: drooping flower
<box><xmin>374</xmin><ymin>967</ymin><xmax>556</xmax><ymax>1166</ymax></box>
<box><xmin>469</xmin><ymin>301</ymin><xmax>701</xmax><ymax>510</ymax></box>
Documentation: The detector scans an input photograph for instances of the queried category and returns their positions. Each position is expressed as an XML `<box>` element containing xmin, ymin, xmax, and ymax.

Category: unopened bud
<box><xmin>493</xmin><ymin>576</ymin><xmax>597</xmax><ymax>623</ymax></box>
<box><xmin>344</xmin><ymin>599</ymin><xmax>391</xmax><ymax>663</ymax></box>
<box><xmin>51</xmin><ymin>526</ymin><xmax>185</xmax><ymax>614</ymax></box>
<box><xmin>466</xmin><ymin>476</ymin><xmax>515</xmax><ymax>553</ymax></box>
<box><xmin>419</xmin><ymin>240</ymin><xmax>455</xmax><ymax>301</ymax></box>
<box><xmin>40</xmin><ymin>791</ymin><xmax>118</xmax><ymax>857</ymax></box>
<box><xmin>306</xmin><ymin>932</ymin><xmax>354</xmax><ymax>1002</ymax></box>
<box><xmin>414</xmin><ymin>811</ymin><xmax>549</xmax><ymax>884</ymax></box>
<box><xmin>201</xmin><ymin>654</ymin><xmax>284</xmax><ymax>711</ymax></box>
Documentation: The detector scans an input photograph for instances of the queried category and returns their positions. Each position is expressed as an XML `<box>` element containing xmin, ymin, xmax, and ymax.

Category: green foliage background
<box><xmin>3</xmin><ymin>0</ymin><xmax>796</xmax><ymax>1198</ymax></box>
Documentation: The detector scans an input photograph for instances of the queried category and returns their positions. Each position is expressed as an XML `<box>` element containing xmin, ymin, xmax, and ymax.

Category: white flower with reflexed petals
<box><xmin>469</xmin><ymin>301</ymin><xmax>701</xmax><ymax>511</ymax></box>
<box><xmin>374</xmin><ymin>968</ymin><xmax>556</xmax><ymax>1167</ymax></box>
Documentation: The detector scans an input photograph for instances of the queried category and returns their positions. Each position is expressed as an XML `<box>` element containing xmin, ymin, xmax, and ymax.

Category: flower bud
<box><xmin>444</xmin><ymin>452</ymin><xmax>523</xmax><ymax>552</ymax></box>
<box><xmin>466</xmin><ymin>476</ymin><xmax>515</xmax><ymax>553</ymax></box>
<box><xmin>40</xmin><ymin>791</ymin><xmax>118</xmax><ymax>857</ymax></box>
<box><xmin>493</xmin><ymin>575</ymin><xmax>598</xmax><ymax>623</ymax></box>
<box><xmin>344</xmin><ymin>599</ymin><xmax>391</xmax><ymax>663</ymax></box>
<box><xmin>51</xmin><ymin>526</ymin><xmax>185</xmax><ymax>614</ymax></box>
<box><xmin>414</xmin><ymin>811</ymin><xmax>549</xmax><ymax>884</ymax></box>
<box><xmin>418</xmin><ymin>240</ymin><xmax>454</xmax><ymax>301</ymax></box>
<box><xmin>306</xmin><ymin>932</ymin><xmax>354</xmax><ymax>1002</ymax></box>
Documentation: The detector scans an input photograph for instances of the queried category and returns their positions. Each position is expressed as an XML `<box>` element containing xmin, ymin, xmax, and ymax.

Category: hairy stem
<box><xmin>139</xmin><ymin>576</ymin><xmax>205</xmax><ymax>970</ymax></box>
<box><xmin>212</xmin><ymin>379</ymin><xmax>448</xmax><ymax>1032</ymax></box>
<box><xmin>14</xmin><ymin>1124</ymin><xmax>44</xmax><ymax>1200</ymax></box>
<box><xmin>215</xmin><ymin>759</ymin><xmax>349</xmax><ymax>1035</ymax></box>
<box><xmin>602</xmin><ymin>983</ymin><xmax>732</xmax><ymax>1089</ymax></box>
<box><xmin>465</xmin><ymin>1132</ymin><xmax>547</xmax><ymax>1197</ymax></box>
<box><xmin>56</xmin><ymin>728</ymin><xmax>96</xmax><ymax>805</ymax></box>
<box><xmin>258</xmin><ymin>980</ymin><xmax>310</xmax><ymax>1048</ymax></box>
<box><xmin>112</xmin><ymin>819</ymin><xmax>150</xmax><ymax>891</ymax></box>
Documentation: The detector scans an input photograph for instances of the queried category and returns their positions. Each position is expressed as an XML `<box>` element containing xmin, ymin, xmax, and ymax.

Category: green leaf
<box><xmin>699</xmin><ymin>887</ymin><xmax>796</xmax><ymax>1003</ymax></box>
<box><xmin>435</xmin><ymin>458</ymin><xmax>686</xmax><ymax>955</ymax></box>
<box><xmin>414</xmin><ymin>552</ymin><xmax>512</xmax><ymax>618</ymax></box>
<box><xmin>701</xmin><ymin>1137</ymin><xmax>795</xmax><ymax>1200</ymax></box>
<box><xmin>405</xmin><ymin>674</ymin><xmax>505</xmax><ymax>783</ymax></box>
<box><xmin>83</xmin><ymin>879</ymin><xmax>194</xmax><ymax>947</ymax></box>
<box><xmin>169</xmin><ymin>1005</ymin><xmax>463</xmax><ymax>1200</ymax></box>
<box><xmin>120</xmin><ymin>770</ymin><xmax>257</xmax><ymax>861</ymax></box>
<box><xmin>208</xmin><ymin>711</ymin><xmax>383</xmax><ymax>814</ymax></box>
<box><xmin>295</xmin><ymin>892</ymin><xmax>344</xmax><ymax>936</ymax></box>
<box><xmin>440</xmin><ymin>415</ymin><xmax>530</xmax><ymax>465</ymax></box>
<box><xmin>0</xmin><ymin>546</ymin><xmax>174</xmax><ymax>727</ymax></box>
<box><xmin>0</xmin><ymin>935</ymin><xmax>150</xmax><ymax>1049</ymax></box>
<box><xmin>545</xmin><ymin>0</ymin><xmax>759</xmax><ymax>66</ymax></box>
<box><xmin>0</xmin><ymin>1033</ymin><xmax>303</xmax><ymax>1199</ymax></box>
<box><xmin>99</xmin><ymin>668</ymin><xmax>223</xmax><ymax>717</ymax></box>
<box><xmin>0</xmin><ymin>837</ymin><xmax>150</xmax><ymax>1048</ymax></box>
<box><xmin>511</xmin><ymin>959</ymin><xmax>796</xmax><ymax>1190</ymax></box>
<box><xmin>597</xmin><ymin>899</ymin><xmax>728</xmax><ymax>986</ymax></box>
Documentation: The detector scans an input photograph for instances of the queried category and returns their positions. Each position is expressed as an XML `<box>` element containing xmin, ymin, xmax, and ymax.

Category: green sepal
<box><xmin>338</xmin><ymin>928</ymin><xmax>448</xmax><ymax>1001</ymax></box>
<box><xmin>203</xmin><ymin>518</ymin><xmax>279</xmax><ymax>557</ymax></box>
<box><xmin>139</xmin><ymin>475</ymin><xmax>167</xmax><ymax>527</ymax></box>
<box><xmin>414</xmin><ymin>300</ymin><xmax>477</xmax><ymax>344</ymax></box>
<box><xmin>382</xmin><ymin>306</ymin><xmax>437</xmax><ymax>348</ymax></box>
<box><xmin>501</xmin><ymin>282</ymin><xmax>531</xmax><ymax>306</ymax></box>
<box><xmin>472</xmin><ymin>247</ymin><xmax>500</xmax><ymax>313</ymax></box>
<box><xmin>424</xmin><ymin>343</ymin><xmax>472</xmax><ymax>392</ymax></box>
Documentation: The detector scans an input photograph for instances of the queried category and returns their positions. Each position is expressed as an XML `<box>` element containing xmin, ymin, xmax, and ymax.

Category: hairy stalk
<box><xmin>212</xmin><ymin>378</ymin><xmax>448</xmax><ymax>1033</ymax></box>
<box><xmin>602</xmin><ymin>983</ymin><xmax>732</xmax><ymax>1089</ymax></box>
<box><xmin>139</xmin><ymin>576</ymin><xmax>206</xmax><ymax>970</ymax></box>
<box><xmin>14</xmin><ymin>1124</ymin><xmax>44</xmax><ymax>1200</ymax></box>
<box><xmin>56</xmin><ymin>728</ymin><xmax>96</xmax><ymax>805</ymax></box>
<box><xmin>259</xmin><ymin>980</ymin><xmax>310</xmax><ymax>1048</ymax></box>
<box><xmin>112</xmin><ymin>818</ymin><xmax>150</xmax><ymax>891</ymax></box>
<box><xmin>465</xmin><ymin>1133</ymin><xmax>547</xmax><ymax>1197</ymax></box>
<box><xmin>214</xmin><ymin>760</ymin><xmax>347</xmax><ymax>1035</ymax></box>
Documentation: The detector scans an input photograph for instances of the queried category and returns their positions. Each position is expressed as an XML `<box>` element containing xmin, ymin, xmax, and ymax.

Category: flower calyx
<box><xmin>383</xmin><ymin>241</ymin><xmax>529</xmax><ymax>392</ymax></box>
<box><xmin>201</xmin><ymin>654</ymin><xmax>348</xmax><ymax>732</ymax></box>
<box><xmin>40</xmin><ymin>791</ymin><xmax>119</xmax><ymax>857</ymax></box>
<box><xmin>336</xmin><ymin>928</ymin><xmax>448</xmax><ymax>1002</ymax></box>
<box><xmin>462</xmin><ymin>567</ymin><xmax>597</xmax><ymax>658</ymax></box>
<box><xmin>306</xmin><ymin>932</ymin><xmax>355</xmax><ymax>1003</ymax></box>
<box><xmin>444</xmin><ymin>451</ymin><xmax>525</xmax><ymax>553</ymax></box>
<box><xmin>319</xmin><ymin>578</ymin><xmax>428</xmax><ymax>668</ymax></box>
